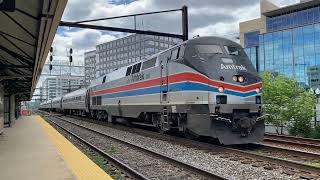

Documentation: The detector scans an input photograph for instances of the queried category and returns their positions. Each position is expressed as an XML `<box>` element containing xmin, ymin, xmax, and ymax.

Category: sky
<box><xmin>33</xmin><ymin>0</ymin><xmax>300</xmax><ymax>100</ymax></box>
<box><xmin>51</xmin><ymin>0</ymin><xmax>300</xmax><ymax>64</ymax></box>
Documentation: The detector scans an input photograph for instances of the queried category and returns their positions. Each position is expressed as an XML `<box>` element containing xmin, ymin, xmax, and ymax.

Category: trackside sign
<box><xmin>0</xmin><ymin>0</ymin><xmax>15</xmax><ymax>12</ymax></box>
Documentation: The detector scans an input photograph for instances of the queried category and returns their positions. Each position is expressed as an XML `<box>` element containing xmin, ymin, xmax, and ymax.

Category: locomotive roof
<box><xmin>63</xmin><ymin>88</ymin><xmax>87</xmax><ymax>98</ymax></box>
<box><xmin>88</xmin><ymin>36</ymin><xmax>238</xmax><ymax>87</ymax></box>
<box><xmin>51</xmin><ymin>96</ymin><xmax>62</xmax><ymax>102</ymax></box>
<box><xmin>186</xmin><ymin>36</ymin><xmax>241</xmax><ymax>47</ymax></box>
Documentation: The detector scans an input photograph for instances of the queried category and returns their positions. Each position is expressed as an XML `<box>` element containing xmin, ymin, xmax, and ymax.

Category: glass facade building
<box><xmin>244</xmin><ymin>2</ymin><xmax>320</xmax><ymax>89</ymax></box>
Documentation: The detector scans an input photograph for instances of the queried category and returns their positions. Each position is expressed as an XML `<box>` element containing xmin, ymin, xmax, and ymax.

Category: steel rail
<box><xmin>40</xmin><ymin>112</ymin><xmax>320</xmax><ymax>177</ymax></box>
<box><xmin>264</xmin><ymin>133</ymin><xmax>320</xmax><ymax>150</ymax></box>
<box><xmin>51</xmin><ymin>116</ymin><xmax>226</xmax><ymax>180</ymax></box>
<box><xmin>223</xmin><ymin>146</ymin><xmax>320</xmax><ymax>174</ymax></box>
<box><xmin>47</xmin><ymin>117</ymin><xmax>150</xmax><ymax>180</ymax></box>
<box><xmin>256</xmin><ymin>143</ymin><xmax>320</xmax><ymax>159</ymax></box>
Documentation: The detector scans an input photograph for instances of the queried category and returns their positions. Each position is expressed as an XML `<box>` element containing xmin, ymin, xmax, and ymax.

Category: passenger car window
<box><xmin>142</xmin><ymin>57</ymin><xmax>157</xmax><ymax>70</ymax></box>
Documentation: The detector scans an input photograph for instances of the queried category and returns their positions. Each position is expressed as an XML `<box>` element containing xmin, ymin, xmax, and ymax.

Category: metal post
<box><xmin>255</xmin><ymin>46</ymin><xmax>259</xmax><ymax>72</ymax></box>
<box><xmin>134</xmin><ymin>15</ymin><xmax>136</xmax><ymax>30</ymax></box>
<box><xmin>69</xmin><ymin>61</ymin><xmax>71</xmax><ymax>93</ymax></box>
<box><xmin>182</xmin><ymin>6</ymin><xmax>188</xmax><ymax>41</ymax></box>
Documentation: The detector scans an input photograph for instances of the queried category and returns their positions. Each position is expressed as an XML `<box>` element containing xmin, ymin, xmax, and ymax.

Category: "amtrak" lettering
<box><xmin>221</xmin><ymin>64</ymin><xmax>247</xmax><ymax>71</ymax></box>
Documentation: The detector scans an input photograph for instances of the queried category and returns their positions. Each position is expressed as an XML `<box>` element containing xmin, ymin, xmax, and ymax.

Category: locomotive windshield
<box><xmin>183</xmin><ymin>39</ymin><xmax>260</xmax><ymax>85</ymax></box>
<box><xmin>224</xmin><ymin>46</ymin><xmax>239</xmax><ymax>56</ymax></box>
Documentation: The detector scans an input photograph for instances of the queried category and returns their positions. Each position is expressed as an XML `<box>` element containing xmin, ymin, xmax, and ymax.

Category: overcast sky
<box><xmin>33</xmin><ymin>0</ymin><xmax>299</xmax><ymax>99</ymax></box>
<box><xmin>50</xmin><ymin>0</ymin><xmax>299</xmax><ymax>63</ymax></box>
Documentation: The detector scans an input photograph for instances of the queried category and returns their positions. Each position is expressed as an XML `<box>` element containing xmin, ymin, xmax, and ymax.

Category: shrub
<box><xmin>312</xmin><ymin>125</ymin><xmax>320</xmax><ymax>139</ymax></box>
<box><xmin>288</xmin><ymin>120</ymin><xmax>313</xmax><ymax>138</ymax></box>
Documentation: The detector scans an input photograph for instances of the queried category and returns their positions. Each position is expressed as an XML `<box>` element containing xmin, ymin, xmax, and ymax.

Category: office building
<box><xmin>240</xmin><ymin>0</ymin><xmax>320</xmax><ymax>88</ymax></box>
<box><xmin>84</xmin><ymin>50</ymin><xmax>97</xmax><ymax>84</ymax></box>
<box><xmin>95</xmin><ymin>34</ymin><xmax>182</xmax><ymax>76</ymax></box>
<box><xmin>40</xmin><ymin>76</ymin><xmax>85</xmax><ymax>101</ymax></box>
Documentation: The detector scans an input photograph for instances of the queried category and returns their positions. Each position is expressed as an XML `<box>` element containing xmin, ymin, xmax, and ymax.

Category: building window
<box><xmin>267</xmin><ymin>6</ymin><xmax>320</xmax><ymax>32</ymax></box>
<box><xmin>244</xmin><ymin>31</ymin><xmax>260</xmax><ymax>48</ymax></box>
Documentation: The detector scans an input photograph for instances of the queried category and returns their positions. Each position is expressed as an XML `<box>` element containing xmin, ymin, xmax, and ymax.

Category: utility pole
<box><xmin>69</xmin><ymin>48</ymin><xmax>73</xmax><ymax>93</ymax></box>
<box><xmin>182</xmin><ymin>6</ymin><xmax>188</xmax><ymax>41</ymax></box>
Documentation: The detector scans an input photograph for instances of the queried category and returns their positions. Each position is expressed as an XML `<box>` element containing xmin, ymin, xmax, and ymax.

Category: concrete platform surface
<box><xmin>0</xmin><ymin>115</ymin><xmax>75</xmax><ymax>180</ymax></box>
<box><xmin>0</xmin><ymin>115</ymin><xmax>113</xmax><ymax>180</ymax></box>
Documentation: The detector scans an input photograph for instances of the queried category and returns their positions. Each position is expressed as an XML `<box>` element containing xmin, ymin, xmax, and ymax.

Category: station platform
<box><xmin>0</xmin><ymin>115</ymin><xmax>112</xmax><ymax>180</ymax></box>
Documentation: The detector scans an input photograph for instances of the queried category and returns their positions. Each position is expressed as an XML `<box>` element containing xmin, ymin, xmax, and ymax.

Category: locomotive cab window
<box><xmin>224</xmin><ymin>46</ymin><xmax>239</xmax><ymax>55</ymax></box>
<box><xmin>102</xmin><ymin>76</ymin><xmax>106</xmax><ymax>83</ymax></box>
<box><xmin>195</xmin><ymin>45</ymin><xmax>223</xmax><ymax>54</ymax></box>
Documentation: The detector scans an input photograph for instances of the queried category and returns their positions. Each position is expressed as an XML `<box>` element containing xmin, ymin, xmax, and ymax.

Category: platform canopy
<box><xmin>0</xmin><ymin>0</ymin><xmax>67</xmax><ymax>101</ymax></box>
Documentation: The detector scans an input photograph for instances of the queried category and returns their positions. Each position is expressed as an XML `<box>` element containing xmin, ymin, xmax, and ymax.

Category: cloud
<box><xmin>271</xmin><ymin>0</ymin><xmax>299</xmax><ymax>7</ymax></box>
<box><xmin>35</xmin><ymin>0</ymin><xmax>297</xmax><ymax>94</ymax></box>
<box><xmin>65</xmin><ymin>29</ymin><xmax>102</xmax><ymax>49</ymax></box>
<box><xmin>51</xmin><ymin>0</ymin><xmax>295</xmax><ymax>63</ymax></box>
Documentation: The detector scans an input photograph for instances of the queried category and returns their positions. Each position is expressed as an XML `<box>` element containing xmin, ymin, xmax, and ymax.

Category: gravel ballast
<box><xmin>56</xmin><ymin>116</ymin><xmax>300</xmax><ymax>180</ymax></box>
<box><xmin>50</xmin><ymin>117</ymin><xmax>210</xmax><ymax>180</ymax></box>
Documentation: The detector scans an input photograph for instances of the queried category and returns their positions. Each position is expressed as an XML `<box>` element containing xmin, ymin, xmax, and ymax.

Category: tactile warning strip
<box><xmin>36</xmin><ymin>116</ymin><xmax>113</xmax><ymax>180</ymax></box>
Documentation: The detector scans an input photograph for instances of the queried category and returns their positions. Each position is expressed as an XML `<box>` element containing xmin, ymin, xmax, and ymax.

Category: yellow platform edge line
<box><xmin>36</xmin><ymin>115</ymin><xmax>113</xmax><ymax>180</ymax></box>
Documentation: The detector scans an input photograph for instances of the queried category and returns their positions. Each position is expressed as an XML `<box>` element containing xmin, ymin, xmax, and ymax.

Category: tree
<box><xmin>287</xmin><ymin>91</ymin><xmax>316</xmax><ymax>137</ymax></box>
<box><xmin>261</xmin><ymin>72</ymin><xmax>316</xmax><ymax>136</ymax></box>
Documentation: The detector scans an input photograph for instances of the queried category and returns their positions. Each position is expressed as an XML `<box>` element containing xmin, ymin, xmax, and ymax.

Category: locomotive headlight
<box><xmin>238</xmin><ymin>76</ymin><xmax>244</xmax><ymax>83</ymax></box>
<box><xmin>232</xmin><ymin>75</ymin><xmax>238</xmax><ymax>82</ymax></box>
<box><xmin>218</xmin><ymin>87</ymin><xmax>224</xmax><ymax>93</ymax></box>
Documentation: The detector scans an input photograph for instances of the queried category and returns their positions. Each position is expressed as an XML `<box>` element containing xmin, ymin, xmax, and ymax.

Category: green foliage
<box><xmin>261</xmin><ymin>72</ymin><xmax>316</xmax><ymax>136</ymax></box>
<box><xmin>312</xmin><ymin>125</ymin><xmax>320</xmax><ymax>139</ymax></box>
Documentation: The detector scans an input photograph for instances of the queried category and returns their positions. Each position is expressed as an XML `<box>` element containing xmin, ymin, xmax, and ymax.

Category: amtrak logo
<box><xmin>221</xmin><ymin>64</ymin><xmax>247</xmax><ymax>71</ymax></box>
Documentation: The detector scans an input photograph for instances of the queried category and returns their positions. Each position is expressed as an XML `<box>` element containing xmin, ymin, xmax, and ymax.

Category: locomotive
<box><xmin>39</xmin><ymin>36</ymin><xmax>264</xmax><ymax>145</ymax></box>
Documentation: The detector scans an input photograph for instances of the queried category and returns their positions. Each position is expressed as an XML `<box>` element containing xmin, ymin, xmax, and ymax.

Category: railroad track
<box><xmin>40</xmin><ymin>112</ymin><xmax>320</xmax><ymax>179</ymax></box>
<box><xmin>46</xmin><ymin>115</ymin><xmax>226</xmax><ymax>180</ymax></box>
<box><xmin>263</xmin><ymin>133</ymin><xmax>320</xmax><ymax>155</ymax></box>
<box><xmin>233</xmin><ymin>143</ymin><xmax>320</xmax><ymax>168</ymax></box>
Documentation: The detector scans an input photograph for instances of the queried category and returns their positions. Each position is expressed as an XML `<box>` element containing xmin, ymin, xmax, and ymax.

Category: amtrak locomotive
<box><xmin>40</xmin><ymin>36</ymin><xmax>264</xmax><ymax>145</ymax></box>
